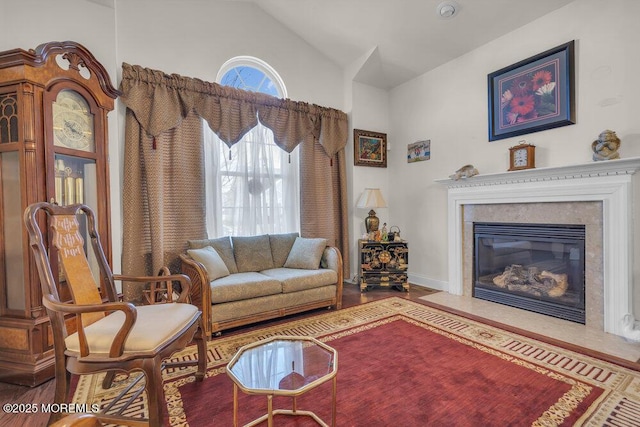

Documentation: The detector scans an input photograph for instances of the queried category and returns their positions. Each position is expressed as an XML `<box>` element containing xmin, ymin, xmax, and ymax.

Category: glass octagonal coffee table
<box><xmin>226</xmin><ymin>335</ymin><xmax>338</xmax><ymax>427</ymax></box>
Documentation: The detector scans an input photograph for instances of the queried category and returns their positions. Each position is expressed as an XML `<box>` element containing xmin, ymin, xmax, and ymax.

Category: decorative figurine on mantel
<box><xmin>592</xmin><ymin>129</ymin><xmax>621</xmax><ymax>161</ymax></box>
<box><xmin>449</xmin><ymin>164</ymin><xmax>479</xmax><ymax>180</ymax></box>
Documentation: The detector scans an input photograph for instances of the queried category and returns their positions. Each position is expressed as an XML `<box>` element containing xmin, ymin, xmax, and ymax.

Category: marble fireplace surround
<box><xmin>437</xmin><ymin>157</ymin><xmax>640</xmax><ymax>338</ymax></box>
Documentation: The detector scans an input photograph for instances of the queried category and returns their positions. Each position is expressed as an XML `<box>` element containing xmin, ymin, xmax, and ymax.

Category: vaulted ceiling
<box><xmin>239</xmin><ymin>0</ymin><xmax>576</xmax><ymax>89</ymax></box>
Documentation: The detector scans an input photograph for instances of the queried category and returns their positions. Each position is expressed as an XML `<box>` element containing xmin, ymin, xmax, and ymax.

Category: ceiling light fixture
<box><xmin>436</xmin><ymin>1</ymin><xmax>460</xmax><ymax>19</ymax></box>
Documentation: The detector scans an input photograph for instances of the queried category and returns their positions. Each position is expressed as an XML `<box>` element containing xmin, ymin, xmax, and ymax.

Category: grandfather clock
<box><xmin>0</xmin><ymin>41</ymin><xmax>119</xmax><ymax>385</ymax></box>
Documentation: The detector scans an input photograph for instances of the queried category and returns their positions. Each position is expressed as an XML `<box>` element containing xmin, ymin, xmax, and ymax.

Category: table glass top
<box><xmin>227</xmin><ymin>337</ymin><xmax>336</xmax><ymax>392</ymax></box>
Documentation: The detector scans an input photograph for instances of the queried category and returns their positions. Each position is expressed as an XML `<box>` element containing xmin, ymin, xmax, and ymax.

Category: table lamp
<box><xmin>356</xmin><ymin>188</ymin><xmax>387</xmax><ymax>233</ymax></box>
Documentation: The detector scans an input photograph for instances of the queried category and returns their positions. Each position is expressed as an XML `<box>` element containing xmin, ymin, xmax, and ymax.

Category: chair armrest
<box><xmin>42</xmin><ymin>294</ymin><xmax>137</xmax><ymax>358</ymax></box>
<box><xmin>180</xmin><ymin>253</ymin><xmax>212</xmax><ymax>337</ymax></box>
<box><xmin>113</xmin><ymin>271</ymin><xmax>191</xmax><ymax>303</ymax></box>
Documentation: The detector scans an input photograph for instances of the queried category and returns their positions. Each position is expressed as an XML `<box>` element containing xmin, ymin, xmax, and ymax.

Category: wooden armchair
<box><xmin>24</xmin><ymin>202</ymin><xmax>206</xmax><ymax>427</ymax></box>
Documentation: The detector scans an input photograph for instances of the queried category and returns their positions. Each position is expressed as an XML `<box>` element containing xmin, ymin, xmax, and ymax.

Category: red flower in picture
<box><xmin>531</xmin><ymin>70</ymin><xmax>552</xmax><ymax>91</ymax></box>
<box><xmin>510</xmin><ymin>95</ymin><xmax>535</xmax><ymax>116</ymax></box>
<box><xmin>517</xmin><ymin>109</ymin><xmax>539</xmax><ymax>122</ymax></box>
<box><xmin>510</xmin><ymin>76</ymin><xmax>532</xmax><ymax>96</ymax></box>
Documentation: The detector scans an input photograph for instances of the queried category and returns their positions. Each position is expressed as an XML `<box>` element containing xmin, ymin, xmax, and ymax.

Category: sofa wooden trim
<box><xmin>179</xmin><ymin>246</ymin><xmax>343</xmax><ymax>338</ymax></box>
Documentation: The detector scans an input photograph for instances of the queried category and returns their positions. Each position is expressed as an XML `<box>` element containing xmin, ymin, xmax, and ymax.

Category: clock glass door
<box><xmin>53</xmin><ymin>154</ymin><xmax>96</xmax><ymax>208</ymax></box>
<box><xmin>514</xmin><ymin>149</ymin><xmax>527</xmax><ymax>167</ymax></box>
<box><xmin>49</xmin><ymin>88</ymin><xmax>102</xmax><ymax>293</ymax></box>
<box><xmin>0</xmin><ymin>151</ymin><xmax>25</xmax><ymax>313</ymax></box>
<box><xmin>52</xmin><ymin>89</ymin><xmax>95</xmax><ymax>152</ymax></box>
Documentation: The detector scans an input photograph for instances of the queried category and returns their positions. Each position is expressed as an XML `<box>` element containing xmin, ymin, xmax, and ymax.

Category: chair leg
<box><xmin>102</xmin><ymin>370</ymin><xmax>117</xmax><ymax>389</ymax></box>
<box><xmin>144</xmin><ymin>357</ymin><xmax>165</xmax><ymax>427</ymax></box>
<box><xmin>49</xmin><ymin>365</ymin><xmax>71</xmax><ymax>425</ymax></box>
<box><xmin>195</xmin><ymin>319</ymin><xmax>206</xmax><ymax>382</ymax></box>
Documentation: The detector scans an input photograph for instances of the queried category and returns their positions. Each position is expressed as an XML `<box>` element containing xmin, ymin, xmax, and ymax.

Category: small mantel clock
<box><xmin>0</xmin><ymin>41</ymin><xmax>119</xmax><ymax>385</ymax></box>
<box><xmin>508</xmin><ymin>143</ymin><xmax>536</xmax><ymax>171</ymax></box>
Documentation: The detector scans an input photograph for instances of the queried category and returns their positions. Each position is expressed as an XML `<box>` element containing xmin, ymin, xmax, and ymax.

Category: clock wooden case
<box><xmin>0</xmin><ymin>41</ymin><xmax>119</xmax><ymax>385</ymax></box>
<box><xmin>508</xmin><ymin>143</ymin><xmax>536</xmax><ymax>171</ymax></box>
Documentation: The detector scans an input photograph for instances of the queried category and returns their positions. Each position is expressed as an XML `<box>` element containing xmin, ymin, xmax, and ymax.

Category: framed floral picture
<box><xmin>488</xmin><ymin>41</ymin><xmax>575</xmax><ymax>141</ymax></box>
<box><xmin>354</xmin><ymin>129</ymin><xmax>387</xmax><ymax>167</ymax></box>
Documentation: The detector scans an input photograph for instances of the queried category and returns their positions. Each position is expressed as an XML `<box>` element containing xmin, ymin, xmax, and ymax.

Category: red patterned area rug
<box><xmin>73</xmin><ymin>298</ymin><xmax>640</xmax><ymax>426</ymax></box>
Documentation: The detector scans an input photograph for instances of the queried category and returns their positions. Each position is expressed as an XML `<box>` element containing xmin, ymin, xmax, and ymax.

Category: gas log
<box><xmin>492</xmin><ymin>264</ymin><xmax>569</xmax><ymax>298</ymax></box>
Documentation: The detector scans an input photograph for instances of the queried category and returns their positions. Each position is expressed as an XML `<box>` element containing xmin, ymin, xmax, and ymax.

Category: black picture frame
<box><xmin>488</xmin><ymin>40</ymin><xmax>575</xmax><ymax>141</ymax></box>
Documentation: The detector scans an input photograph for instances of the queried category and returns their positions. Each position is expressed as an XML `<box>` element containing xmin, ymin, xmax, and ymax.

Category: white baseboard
<box><xmin>408</xmin><ymin>273</ymin><xmax>448</xmax><ymax>292</ymax></box>
<box><xmin>345</xmin><ymin>272</ymin><xmax>447</xmax><ymax>292</ymax></box>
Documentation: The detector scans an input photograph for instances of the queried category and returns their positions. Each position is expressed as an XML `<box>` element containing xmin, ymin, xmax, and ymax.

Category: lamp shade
<box><xmin>356</xmin><ymin>188</ymin><xmax>387</xmax><ymax>209</ymax></box>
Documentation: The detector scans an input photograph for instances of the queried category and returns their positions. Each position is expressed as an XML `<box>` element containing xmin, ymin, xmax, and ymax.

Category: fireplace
<box><xmin>473</xmin><ymin>222</ymin><xmax>585</xmax><ymax>324</ymax></box>
<box><xmin>436</xmin><ymin>157</ymin><xmax>640</xmax><ymax>338</ymax></box>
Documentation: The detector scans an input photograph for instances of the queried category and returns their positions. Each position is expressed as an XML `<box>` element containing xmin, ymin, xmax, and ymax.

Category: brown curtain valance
<box><xmin>120</xmin><ymin>62</ymin><xmax>348</xmax><ymax>156</ymax></box>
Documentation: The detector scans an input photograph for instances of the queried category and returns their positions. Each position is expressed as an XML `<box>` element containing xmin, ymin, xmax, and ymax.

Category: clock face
<box><xmin>513</xmin><ymin>148</ymin><xmax>528</xmax><ymax>167</ymax></box>
<box><xmin>52</xmin><ymin>90</ymin><xmax>95</xmax><ymax>151</ymax></box>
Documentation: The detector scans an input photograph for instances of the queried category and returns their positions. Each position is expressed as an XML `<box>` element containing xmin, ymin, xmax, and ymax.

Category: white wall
<box><xmin>343</xmin><ymin>50</ymin><xmax>391</xmax><ymax>278</ymax></box>
<box><xmin>347</xmin><ymin>82</ymin><xmax>390</xmax><ymax>278</ymax></box>
<box><xmin>389</xmin><ymin>0</ymin><xmax>640</xmax><ymax>304</ymax></box>
<box><xmin>115</xmin><ymin>1</ymin><xmax>343</xmax><ymax>109</ymax></box>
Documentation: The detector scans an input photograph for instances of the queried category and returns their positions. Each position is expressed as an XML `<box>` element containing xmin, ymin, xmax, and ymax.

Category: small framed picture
<box><xmin>488</xmin><ymin>40</ymin><xmax>576</xmax><ymax>141</ymax></box>
<box><xmin>354</xmin><ymin>129</ymin><xmax>387</xmax><ymax>168</ymax></box>
<box><xmin>407</xmin><ymin>140</ymin><xmax>430</xmax><ymax>163</ymax></box>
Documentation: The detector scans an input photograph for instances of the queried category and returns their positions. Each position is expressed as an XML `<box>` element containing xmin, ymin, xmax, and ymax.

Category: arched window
<box><xmin>217</xmin><ymin>56</ymin><xmax>287</xmax><ymax>98</ymax></box>
<box><xmin>204</xmin><ymin>57</ymin><xmax>299</xmax><ymax>237</ymax></box>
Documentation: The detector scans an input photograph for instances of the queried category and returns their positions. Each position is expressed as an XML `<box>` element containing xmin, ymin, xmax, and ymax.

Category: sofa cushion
<box><xmin>261</xmin><ymin>268</ymin><xmax>338</xmax><ymax>293</ymax></box>
<box><xmin>232</xmin><ymin>235</ymin><xmax>275</xmax><ymax>272</ymax></box>
<box><xmin>284</xmin><ymin>237</ymin><xmax>327</xmax><ymax>270</ymax></box>
<box><xmin>209</xmin><ymin>272</ymin><xmax>282</xmax><ymax>303</ymax></box>
<box><xmin>187</xmin><ymin>246</ymin><xmax>230</xmax><ymax>281</ymax></box>
<box><xmin>269</xmin><ymin>232</ymin><xmax>300</xmax><ymax>268</ymax></box>
<box><xmin>188</xmin><ymin>236</ymin><xmax>238</xmax><ymax>274</ymax></box>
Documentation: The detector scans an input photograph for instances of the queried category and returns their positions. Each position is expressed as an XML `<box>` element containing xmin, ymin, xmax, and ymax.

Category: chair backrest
<box><xmin>24</xmin><ymin>203</ymin><xmax>114</xmax><ymax>327</ymax></box>
<box><xmin>50</xmin><ymin>214</ymin><xmax>104</xmax><ymax>326</ymax></box>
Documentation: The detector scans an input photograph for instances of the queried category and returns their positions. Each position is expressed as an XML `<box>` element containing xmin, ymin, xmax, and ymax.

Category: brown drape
<box><xmin>121</xmin><ymin>109</ymin><xmax>206</xmax><ymax>301</ymax></box>
<box><xmin>120</xmin><ymin>63</ymin><xmax>350</xmax><ymax>300</ymax></box>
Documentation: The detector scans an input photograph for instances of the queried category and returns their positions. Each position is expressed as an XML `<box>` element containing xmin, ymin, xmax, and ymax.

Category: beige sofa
<box><xmin>180</xmin><ymin>233</ymin><xmax>343</xmax><ymax>337</ymax></box>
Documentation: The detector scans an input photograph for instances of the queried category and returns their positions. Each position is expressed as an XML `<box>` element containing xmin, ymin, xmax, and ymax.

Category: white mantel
<box><xmin>436</xmin><ymin>157</ymin><xmax>640</xmax><ymax>338</ymax></box>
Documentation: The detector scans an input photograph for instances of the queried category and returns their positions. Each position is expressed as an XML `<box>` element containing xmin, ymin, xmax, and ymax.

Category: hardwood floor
<box><xmin>0</xmin><ymin>282</ymin><xmax>436</xmax><ymax>427</ymax></box>
<box><xmin>0</xmin><ymin>373</ymin><xmax>55</xmax><ymax>427</ymax></box>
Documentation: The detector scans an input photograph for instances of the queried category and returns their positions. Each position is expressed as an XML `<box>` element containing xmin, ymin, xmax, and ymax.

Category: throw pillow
<box><xmin>231</xmin><ymin>235</ymin><xmax>275</xmax><ymax>272</ymax></box>
<box><xmin>269</xmin><ymin>232</ymin><xmax>300</xmax><ymax>268</ymax></box>
<box><xmin>187</xmin><ymin>246</ymin><xmax>230</xmax><ymax>281</ymax></box>
<box><xmin>188</xmin><ymin>236</ymin><xmax>238</xmax><ymax>273</ymax></box>
<box><xmin>284</xmin><ymin>237</ymin><xmax>327</xmax><ymax>270</ymax></box>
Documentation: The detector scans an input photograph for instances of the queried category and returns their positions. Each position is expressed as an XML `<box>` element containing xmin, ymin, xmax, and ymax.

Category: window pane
<box><xmin>220</xmin><ymin>66</ymin><xmax>276</xmax><ymax>95</ymax></box>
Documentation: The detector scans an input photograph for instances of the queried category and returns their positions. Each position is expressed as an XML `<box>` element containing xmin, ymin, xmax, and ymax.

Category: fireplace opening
<box><xmin>473</xmin><ymin>222</ymin><xmax>585</xmax><ymax>324</ymax></box>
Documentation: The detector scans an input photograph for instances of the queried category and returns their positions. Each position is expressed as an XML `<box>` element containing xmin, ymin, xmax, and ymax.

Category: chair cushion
<box><xmin>210</xmin><ymin>272</ymin><xmax>282</xmax><ymax>303</ymax></box>
<box><xmin>260</xmin><ymin>268</ymin><xmax>338</xmax><ymax>293</ymax></box>
<box><xmin>187</xmin><ymin>246</ymin><xmax>230</xmax><ymax>281</ymax></box>
<box><xmin>64</xmin><ymin>303</ymin><xmax>200</xmax><ymax>356</ymax></box>
<box><xmin>188</xmin><ymin>236</ymin><xmax>238</xmax><ymax>273</ymax></box>
<box><xmin>269</xmin><ymin>232</ymin><xmax>299</xmax><ymax>268</ymax></box>
<box><xmin>284</xmin><ymin>237</ymin><xmax>327</xmax><ymax>270</ymax></box>
<box><xmin>232</xmin><ymin>235</ymin><xmax>275</xmax><ymax>272</ymax></box>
